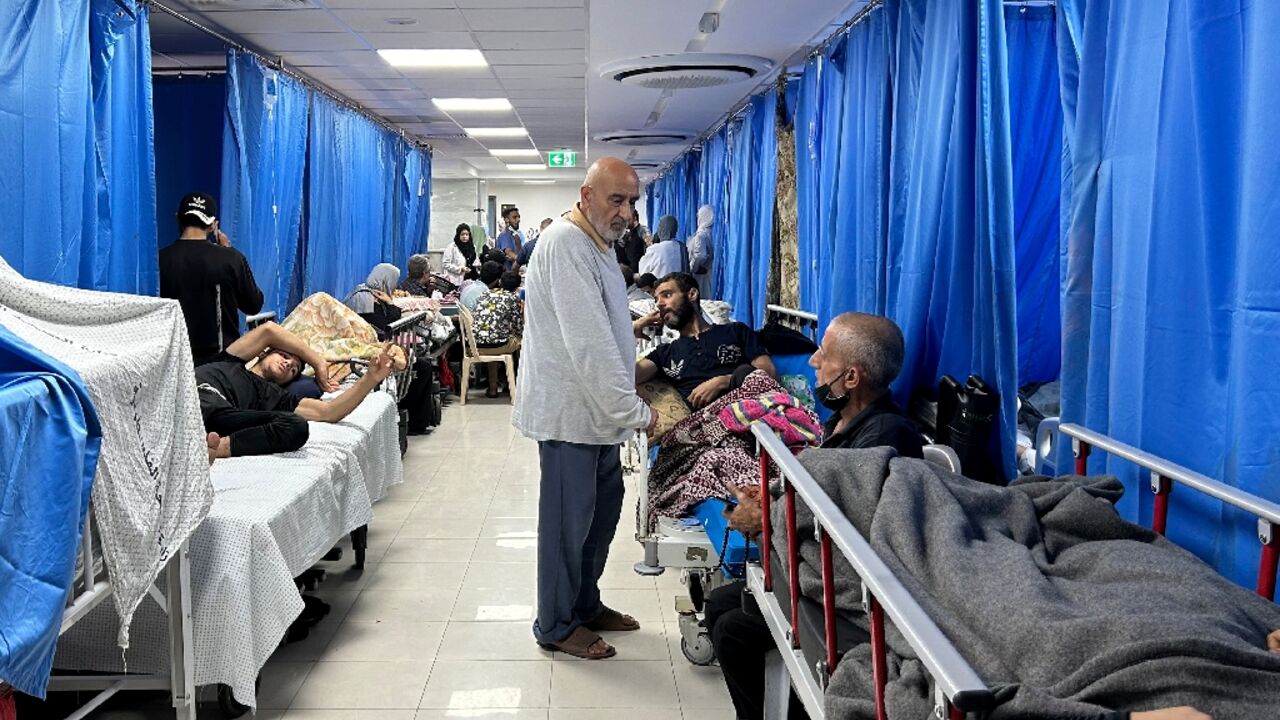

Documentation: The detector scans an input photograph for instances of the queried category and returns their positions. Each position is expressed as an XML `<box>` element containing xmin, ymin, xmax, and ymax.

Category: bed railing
<box><xmin>245</xmin><ymin>311</ymin><xmax>276</xmax><ymax>329</ymax></box>
<box><xmin>1062</xmin><ymin>423</ymin><xmax>1280</xmax><ymax>600</ymax></box>
<box><xmin>752</xmin><ymin>424</ymin><xmax>993</xmax><ymax>719</ymax></box>
<box><xmin>765</xmin><ymin>305</ymin><xmax>819</xmax><ymax>342</ymax></box>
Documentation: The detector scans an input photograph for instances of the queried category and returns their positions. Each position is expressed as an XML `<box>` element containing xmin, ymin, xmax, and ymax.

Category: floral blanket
<box><xmin>281</xmin><ymin>293</ymin><xmax>407</xmax><ymax>380</ymax></box>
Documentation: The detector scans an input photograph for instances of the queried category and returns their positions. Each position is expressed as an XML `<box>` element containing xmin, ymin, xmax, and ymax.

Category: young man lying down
<box><xmin>196</xmin><ymin>321</ymin><xmax>394</xmax><ymax>460</ymax></box>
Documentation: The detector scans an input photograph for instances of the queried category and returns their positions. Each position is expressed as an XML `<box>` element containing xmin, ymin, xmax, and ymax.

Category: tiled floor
<box><xmin>65</xmin><ymin>396</ymin><xmax>736</xmax><ymax>719</ymax></box>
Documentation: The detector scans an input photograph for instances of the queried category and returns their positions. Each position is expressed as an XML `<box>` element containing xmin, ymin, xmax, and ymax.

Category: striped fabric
<box><xmin>719</xmin><ymin>391</ymin><xmax>822</xmax><ymax>447</ymax></box>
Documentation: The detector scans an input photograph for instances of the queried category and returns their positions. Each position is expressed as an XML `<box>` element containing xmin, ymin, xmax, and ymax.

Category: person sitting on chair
<box><xmin>400</xmin><ymin>254</ymin><xmax>433</xmax><ymax>297</ymax></box>
<box><xmin>473</xmin><ymin>271</ymin><xmax>524</xmax><ymax>398</ymax></box>
<box><xmin>460</xmin><ymin>261</ymin><xmax>503</xmax><ymax>313</ymax></box>
<box><xmin>200</xmin><ymin>322</ymin><xmax>392</xmax><ymax>461</ymax></box>
<box><xmin>634</xmin><ymin>272</ymin><xmax>775</xmax><ymax>409</ymax></box>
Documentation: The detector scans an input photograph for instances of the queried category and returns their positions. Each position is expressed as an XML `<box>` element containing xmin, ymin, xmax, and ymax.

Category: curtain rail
<box><xmin>143</xmin><ymin>0</ymin><xmax>431</xmax><ymax>153</ymax></box>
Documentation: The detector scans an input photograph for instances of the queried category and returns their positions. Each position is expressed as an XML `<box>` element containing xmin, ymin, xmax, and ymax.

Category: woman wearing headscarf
<box><xmin>687</xmin><ymin>205</ymin><xmax>715</xmax><ymax>297</ymax></box>
<box><xmin>344</xmin><ymin>263</ymin><xmax>403</xmax><ymax>341</ymax></box>
<box><xmin>638</xmin><ymin>214</ymin><xmax>688</xmax><ymax>279</ymax></box>
<box><xmin>442</xmin><ymin>223</ymin><xmax>479</xmax><ymax>289</ymax></box>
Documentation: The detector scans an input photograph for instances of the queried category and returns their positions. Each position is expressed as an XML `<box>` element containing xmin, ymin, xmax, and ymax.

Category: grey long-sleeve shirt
<box><xmin>512</xmin><ymin>206</ymin><xmax>651</xmax><ymax>445</ymax></box>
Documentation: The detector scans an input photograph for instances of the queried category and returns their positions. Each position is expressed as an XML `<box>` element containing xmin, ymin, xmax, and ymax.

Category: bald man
<box><xmin>513</xmin><ymin>157</ymin><xmax>657</xmax><ymax>660</ymax></box>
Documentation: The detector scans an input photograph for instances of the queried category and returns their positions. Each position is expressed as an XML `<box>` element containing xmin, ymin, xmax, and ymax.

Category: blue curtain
<box><xmin>0</xmin><ymin>0</ymin><xmax>92</xmax><ymax>288</ymax></box>
<box><xmin>399</xmin><ymin>144</ymin><xmax>432</xmax><ymax>265</ymax></box>
<box><xmin>697</xmin><ymin>129</ymin><xmax>729</xmax><ymax>299</ymax></box>
<box><xmin>721</xmin><ymin>92</ymin><xmax>778</xmax><ymax>328</ymax></box>
<box><xmin>87</xmin><ymin>0</ymin><xmax>156</xmax><ymax>295</ymax></box>
<box><xmin>1058</xmin><ymin>0</ymin><xmax>1280</xmax><ymax>588</ymax></box>
<box><xmin>1006</xmin><ymin>6</ymin><xmax>1062</xmax><ymax>385</ymax></box>
<box><xmin>828</xmin><ymin>13</ymin><xmax>892</xmax><ymax>329</ymax></box>
<box><xmin>795</xmin><ymin>47</ymin><xmax>845</xmax><ymax>323</ymax></box>
<box><xmin>220</xmin><ymin>50</ymin><xmax>308</xmax><ymax>317</ymax></box>
<box><xmin>884</xmin><ymin>0</ymin><xmax>1018</xmax><ymax>478</ymax></box>
<box><xmin>153</xmin><ymin>75</ymin><xmax>224</xmax><ymax>249</ymax></box>
<box><xmin>305</xmin><ymin>95</ymin><xmax>393</xmax><ymax>299</ymax></box>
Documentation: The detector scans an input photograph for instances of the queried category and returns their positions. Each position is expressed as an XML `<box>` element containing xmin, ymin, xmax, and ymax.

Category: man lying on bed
<box><xmin>633</xmin><ymin>272</ymin><xmax>776</xmax><ymax>406</ymax></box>
<box><xmin>198</xmin><ymin>321</ymin><xmax>394</xmax><ymax>460</ymax></box>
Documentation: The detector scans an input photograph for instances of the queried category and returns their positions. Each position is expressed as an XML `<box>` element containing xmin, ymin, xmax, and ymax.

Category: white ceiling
<box><xmin>150</xmin><ymin>0</ymin><xmax>866</xmax><ymax>183</ymax></box>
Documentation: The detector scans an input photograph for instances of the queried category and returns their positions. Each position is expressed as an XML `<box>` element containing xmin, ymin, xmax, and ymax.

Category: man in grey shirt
<box><xmin>513</xmin><ymin>157</ymin><xmax>656</xmax><ymax>659</ymax></box>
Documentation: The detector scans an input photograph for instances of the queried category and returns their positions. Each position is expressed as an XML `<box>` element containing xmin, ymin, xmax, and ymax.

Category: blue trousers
<box><xmin>533</xmin><ymin>440</ymin><xmax>624</xmax><ymax>644</ymax></box>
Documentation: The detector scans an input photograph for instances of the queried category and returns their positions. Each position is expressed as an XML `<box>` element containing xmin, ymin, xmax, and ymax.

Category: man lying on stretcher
<box><xmin>197</xmin><ymin>321</ymin><xmax>394</xmax><ymax>461</ymax></box>
<box><xmin>633</xmin><ymin>272</ymin><xmax>776</xmax><ymax>407</ymax></box>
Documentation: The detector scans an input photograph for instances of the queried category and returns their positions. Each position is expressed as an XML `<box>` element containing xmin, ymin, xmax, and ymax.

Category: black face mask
<box><xmin>815</xmin><ymin>368</ymin><xmax>853</xmax><ymax>412</ymax></box>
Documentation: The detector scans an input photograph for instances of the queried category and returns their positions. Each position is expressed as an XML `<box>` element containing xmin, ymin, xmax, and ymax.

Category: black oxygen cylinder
<box><xmin>946</xmin><ymin>375</ymin><xmax>1002</xmax><ymax>485</ymax></box>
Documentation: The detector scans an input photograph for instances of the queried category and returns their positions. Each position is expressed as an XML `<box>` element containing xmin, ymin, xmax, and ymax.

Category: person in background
<box><xmin>614</xmin><ymin>215</ymin><xmax>647</xmax><ymax>272</ymax></box>
<box><xmin>496</xmin><ymin>206</ymin><xmax>526</xmax><ymax>271</ymax></box>
<box><xmin>687</xmin><ymin>205</ymin><xmax>715</xmax><ymax>298</ymax></box>
<box><xmin>473</xmin><ymin>271</ymin><xmax>525</xmax><ymax>398</ymax></box>
<box><xmin>635</xmin><ymin>272</ymin><xmax>658</xmax><ymax>298</ymax></box>
<box><xmin>637</xmin><ymin>215</ymin><xmax>686</xmax><ymax>279</ymax></box>
<box><xmin>516</xmin><ymin>218</ymin><xmax>554</xmax><ymax>273</ymax></box>
<box><xmin>442</xmin><ymin>223</ymin><xmax>479</xmax><ymax>289</ymax></box>
<box><xmin>400</xmin><ymin>254</ymin><xmax>433</xmax><ymax>296</ymax></box>
<box><xmin>160</xmin><ymin>192</ymin><xmax>265</xmax><ymax>366</ymax></box>
<box><xmin>344</xmin><ymin>263</ymin><xmax>403</xmax><ymax>340</ymax></box>
<box><xmin>620</xmin><ymin>264</ymin><xmax>651</xmax><ymax>304</ymax></box>
<box><xmin>461</xmin><ymin>261</ymin><xmax>504</xmax><ymax>313</ymax></box>
<box><xmin>513</xmin><ymin>156</ymin><xmax>657</xmax><ymax>660</ymax></box>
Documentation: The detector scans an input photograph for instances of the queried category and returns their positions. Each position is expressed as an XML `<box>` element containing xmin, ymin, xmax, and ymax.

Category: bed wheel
<box><xmin>681</xmin><ymin>634</ymin><xmax>716</xmax><ymax>666</ymax></box>
<box><xmin>216</xmin><ymin>678</ymin><xmax>258</xmax><ymax>719</ymax></box>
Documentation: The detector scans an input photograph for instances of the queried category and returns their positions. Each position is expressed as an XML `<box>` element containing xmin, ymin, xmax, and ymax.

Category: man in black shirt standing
<box><xmin>634</xmin><ymin>272</ymin><xmax>776</xmax><ymax>408</ymax></box>
<box><xmin>159</xmin><ymin>192</ymin><xmax>265</xmax><ymax>366</ymax></box>
<box><xmin>199</xmin><ymin>321</ymin><xmax>391</xmax><ymax>460</ymax></box>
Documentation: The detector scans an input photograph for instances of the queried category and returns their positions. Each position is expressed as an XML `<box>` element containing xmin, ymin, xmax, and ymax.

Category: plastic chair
<box><xmin>457</xmin><ymin>305</ymin><xmax>516</xmax><ymax>406</ymax></box>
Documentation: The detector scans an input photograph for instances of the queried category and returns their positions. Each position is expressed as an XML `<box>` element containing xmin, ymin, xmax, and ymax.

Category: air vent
<box><xmin>629</xmin><ymin>161</ymin><xmax>663</xmax><ymax>170</ymax></box>
<box><xmin>593</xmin><ymin>129</ymin><xmax>697</xmax><ymax>146</ymax></box>
<box><xmin>600</xmin><ymin>53</ymin><xmax>773</xmax><ymax>90</ymax></box>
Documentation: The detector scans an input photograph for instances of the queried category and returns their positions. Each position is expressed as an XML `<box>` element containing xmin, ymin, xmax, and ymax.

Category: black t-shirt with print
<box><xmin>194</xmin><ymin>351</ymin><xmax>301</xmax><ymax>413</ymax></box>
<box><xmin>648</xmin><ymin>321</ymin><xmax>767</xmax><ymax>401</ymax></box>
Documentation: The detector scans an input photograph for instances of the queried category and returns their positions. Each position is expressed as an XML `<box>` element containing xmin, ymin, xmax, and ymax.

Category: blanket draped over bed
<box><xmin>772</xmin><ymin>448</ymin><xmax>1280</xmax><ymax>719</ymax></box>
<box><xmin>646</xmin><ymin>371</ymin><xmax>819</xmax><ymax>530</ymax></box>
<box><xmin>0</xmin><ymin>258</ymin><xmax>214</xmax><ymax>652</ymax></box>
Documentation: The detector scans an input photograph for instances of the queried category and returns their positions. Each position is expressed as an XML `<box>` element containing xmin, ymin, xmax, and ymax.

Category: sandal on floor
<box><xmin>538</xmin><ymin>626</ymin><xmax>616</xmax><ymax>659</ymax></box>
<box><xmin>584</xmin><ymin>606</ymin><xmax>640</xmax><ymax>632</ymax></box>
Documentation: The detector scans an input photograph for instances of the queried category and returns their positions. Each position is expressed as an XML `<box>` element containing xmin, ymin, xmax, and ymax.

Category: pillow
<box><xmin>636</xmin><ymin>380</ymin><xmax>690</xmax><ymax>442</ymax></box>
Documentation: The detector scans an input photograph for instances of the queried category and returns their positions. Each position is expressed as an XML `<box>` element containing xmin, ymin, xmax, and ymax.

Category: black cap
<box><xmin>178</xmin><ymin>192</ymin><xmax>218</xmax><ymax>226</ymax></box>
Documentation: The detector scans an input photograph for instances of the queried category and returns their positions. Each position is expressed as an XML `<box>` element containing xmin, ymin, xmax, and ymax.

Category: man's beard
<box><xmin>663</xmin><ymin>299</ymin><xmax>696</xmax><ymax>330</ymax></box>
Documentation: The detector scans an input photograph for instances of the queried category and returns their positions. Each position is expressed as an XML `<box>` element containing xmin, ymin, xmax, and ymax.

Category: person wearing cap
<box><xmin>160</xmin><ymin>192</ymin><xmax>265</xmax><ymax>366</ymax></box>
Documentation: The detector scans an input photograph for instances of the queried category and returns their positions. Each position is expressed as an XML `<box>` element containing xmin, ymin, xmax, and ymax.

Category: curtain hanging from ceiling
<box><xmin>720</xmin><ymin>91</ymin><xmax>778</xmax><ymax>328</ymax></box>
<box><xmin>1057</xmin><ymin>0</ymin><xmax>1280</xmax><ymax>588</ymax></box>
<box><xmin>696</xmin><ymin>129</ymin><xmax>729</xmax><ymax>300</ymax></box>
<box><xmin>220</xmin><ymin>49</ymin><xmax>309</xmax><ymax>317</ymax></box>
<box><xmin>398</xmin><ymin>143</ymin><xmax>432</xmax><ymax>266</ymax></box>
<box><xmin>794</xmin><ymin>47</ymin><xmax>844</xmax><ymax>322</ymax></box>
<box><xmin>153</xmin><ymin>75</ymin><xmax>225</xmax><ymax>251</ymax></box>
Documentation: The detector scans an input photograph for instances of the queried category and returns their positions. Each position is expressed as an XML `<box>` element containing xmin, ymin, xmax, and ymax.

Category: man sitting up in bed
<box><xmin>633</xmin><ymin>272</ymin><xmax>775</xmax><ymax>408</ymax></box>
<box><xmin>198</xmin><ymin>321</ymin><xmax>394</xmax><ymax>460</ymax></box>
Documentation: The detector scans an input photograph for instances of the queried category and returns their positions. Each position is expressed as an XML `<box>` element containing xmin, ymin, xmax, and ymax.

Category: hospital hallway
<box><xmin>72</xmin><ymin>397</ymin><xmax>735</xmax><ymax>720</ymax></box>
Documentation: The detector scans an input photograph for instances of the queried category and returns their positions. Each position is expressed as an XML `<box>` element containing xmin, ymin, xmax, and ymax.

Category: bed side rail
<box><xmin>1060</xmin><ymin>422</ymin><xmax>1280</xmax><ymax>600</ymax></box>
<box><xmin>245</xmin><ymin>311</ymin><xmax>276</xmax><ymax>329</ymax></box>
<box><xmin>753</xmin><ymin>424</ymin><xmax>993</xmax><ymax>718</ymax></box>
<box><xmin>764</xmin><ymin>305</ymin><xmax>819</xmax><ymax>342</ymax></box>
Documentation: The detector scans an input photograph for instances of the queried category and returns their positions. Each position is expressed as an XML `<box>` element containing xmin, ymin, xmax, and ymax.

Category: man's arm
<box><xmin>224</xmin><ymin>322</ymin><xmax>336</xmax><ymax>391</ymax></box>
<box><xmin>751</xmin><ymin>354</ymin><xmax>777</xmax><ymax>379</ymax></box>
<box><xmin>636</xmin><ymin>357</ymin><xmax>660</xmax><ymax>384</ymax></box>
<box><xmin>295</xmin><ymin>347</ymin><xmax>393</xmax><ymax>423</ymax></box>
<box><xmin>235</xmin><ymin>253</ymin><xmax>266</xmax><ymax>315</ymax></box>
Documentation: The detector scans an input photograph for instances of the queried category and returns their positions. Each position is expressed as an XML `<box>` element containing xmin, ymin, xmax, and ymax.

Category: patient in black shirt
<box><xmin>634</xmin><ymin>273</ymin><xmax>776</xmax><ymax>408</ymax></box>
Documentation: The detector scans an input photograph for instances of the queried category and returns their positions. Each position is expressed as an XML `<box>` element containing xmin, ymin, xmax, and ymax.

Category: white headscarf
<box><xmin>344</xmin><ymin>263</ymin><xmax>400</xmax><ymax>314</ymax></box>
<box><xmin>696</xmin><ymin>205</ymin><xmax>714</xmax><ymax>232</ymax></box>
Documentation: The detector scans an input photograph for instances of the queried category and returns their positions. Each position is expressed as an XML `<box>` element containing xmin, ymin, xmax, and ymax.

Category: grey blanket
<box><xmin>770</xmin><ymin>448</ymin><xmax>1280</xmax><ymax>719</ymax></box>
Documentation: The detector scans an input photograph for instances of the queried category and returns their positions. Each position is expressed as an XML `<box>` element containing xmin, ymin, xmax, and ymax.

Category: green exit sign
<box><xmin>548</xmin><ymin>150</ymin><xmax>577</xmax><ymax>168</ymax></box>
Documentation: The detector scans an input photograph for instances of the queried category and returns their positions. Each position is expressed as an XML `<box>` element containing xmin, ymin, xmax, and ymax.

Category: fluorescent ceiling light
<box><xmin>466</xmin><ymin>127</ymin><xmax>528</xmax><ymax>138</ymax></box>
<box><xmin>524</xmin><ymin>180</ymin><xmax>556</xmax><ymax>184</ymax></box>
<box><xmin>506</xmin><ymin>164</ymin><xmax>546</xmax><ymax>171</ymax></box>
<box><xmin>489</xmin><ymin>148</ymin><xmax>541</xmax><ymax>158</ymax></box>
<box><xmin>433</xmin><ymin>97</ymin><xmax>512</xmax><ymax>112</ymax></box>
<box><xmin>378</xmin><ymin>49</ymin><xmax>487</xmax><ymax>68</ymax></box>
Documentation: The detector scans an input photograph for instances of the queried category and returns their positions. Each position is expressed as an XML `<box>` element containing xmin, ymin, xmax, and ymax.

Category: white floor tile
<box><xmin>399</xmin><ymin>515</ymin><xmax>487</xmax><ymax>539</ymax></box>
<box><xmin>451</xmin><ymin>585</ymin><xmax>538</xmax><ymax>623</ymax></box>
<box><xmin>286</xmin><ymin>710</ymin><xmax>416</xmax><ymax>720</ymax></box>
<box><xmin>416</xmin><ymin>710</ymin><xmax>548</xmax><ymax>720</ymax></box>
<box><xmin>409</xmin><ymin>500</ymin><xmax>492</xmax><ymax>521</ymax></box>
<box><xmin>672</xmin><ymin>662</ymin><xmax>735</xmax><ymax>709</ymax></box>
<box><xmin>345</xmin><ymin>588</ymin><xmax>460</xmax><ymax>623</ymax></box>
<box><xmin>365</xmin><ymin>562</ymin><xmax>469</xmax><ymax>592</ymax></box>
<box><xmin>419</xmin><ymin>661</ymin><xmax>552</xmax><ymax>710</ymax></box>
<box><xmin>436</xmin><ymin>622</ymin><xmax>554</xmax><ymax>661</ymax></box>
<box><xmin>319</xmin><ymin>620</ymin><xmax>446</xmax><ymax>662</ymax></box>
<box><xmin>478</xmin><ymin>517</ymin><xmax>539</xmax><ymax>539</ymax></box>
<box><xmin>548</xmin><ymin>660</ymin><xmax>679</xmax><ymax>708</ymax></box>
<box><xmin>597</xmin><ymin>562</ymin><xmax>660</xmax><ymax>590</ymax></box>
<box><xmin>463</xmin><ymin>562</ymin><xmax>536</xmax><ymax>589</ymax></box>
<box><xmin>383</xmin><ymin>537</ymin><xmax>477</xmax><ymax>564</ymax></box>
<box><xmin>471</xmin><ymin>537</ymin><xmax>538</xmax><ymax>563</ymax></box>
<box><xmin>256</xmin><ymin>661</ymin><xmax>313</xmax><ymax>709</ymax></box>
<box><xmin>485</xmin><ymin>499</ymin><xmax>539</xmax><ymax>518</ymax></box>
<box><xmin>550</xmin><ymin>710</ymin><xmax>681</xmax><ymax>720</ymax></box>
<box><xmin>290</xmin><ymin>661</ymin><xmax>432</xmax><ymax>709</ymax></box>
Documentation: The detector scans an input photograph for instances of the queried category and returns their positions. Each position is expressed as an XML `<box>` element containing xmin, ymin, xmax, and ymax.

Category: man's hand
<box><xmin>688</xmin><ymin>375</ymin><xmax>732</xmax><ymax>409</ymax></box>
<box><xmin>644</xmin><ymin>402</ymin><xmax>658</xmax><ymax>436</ymax></box>
<box><xmin>313</xmin><ymin>359</ymin><xmax>339</xmax><ymax>393</ymax></box>
<box><xmin>1267</xmin><ymin>629</ymin><xmax>1280</xmax><ymax>654</ymax></box>
<box><xmin>214</xmin><ymin>229</ymin><xmax>231</xmax><ymax>247</ymax></box>
<box><xmin>1132</xmin><ymin>708</ymin><xmax>1212</xmax><ymax>720</ymax></box>
<box><xmin>633</xmin><ymin>311</ymin><xmax>661</xmax><ymax>338</ymax></box>
<box><xmin>372</xmin><ymin>289</ymin><xmax>394</xmax><ymax>305</ymax></box>
<box><xmin>369</xmin><ymin>345</ymin><xmax>395</xmax><ymax>383</ymax></box>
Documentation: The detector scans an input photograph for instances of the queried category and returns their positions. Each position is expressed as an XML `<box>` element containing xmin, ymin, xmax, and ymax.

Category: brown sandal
<box><xmin>539</xmin><ymin>626</ymin><xmax>616</xmax><ymax>659</ymax></box>
<box><xmin>584</xmin><ymin>606</ymin><xmax>640</xmax><ymax>632</ymax></box>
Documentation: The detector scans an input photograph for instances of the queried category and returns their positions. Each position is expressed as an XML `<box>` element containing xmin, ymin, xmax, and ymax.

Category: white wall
<box><xmin>428</xmin><ymin>179</ymin><xmax>483</xmax><ymax>251</ymax></box>
<box><xmin>485</xmin><ymin>182</ymin><xmax>580</xmax><ymax>235</ymax></box>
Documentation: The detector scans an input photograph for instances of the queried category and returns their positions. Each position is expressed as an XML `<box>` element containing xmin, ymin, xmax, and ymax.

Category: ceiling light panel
<box><xmin>506</xmin><ymin>164</ymin><xmax>547</xmax><ymax>171</ymax></box>
<box><xmin>432</xmin><ymin>98</ymin><xmax>513</xmax><ymax>112</ymax></box>
<box><xmin>466</xmin><ymin>127</ymin><xmax>529</xmax><ymax>138</ymax></box>
<box><xmin>378</xmin><ymin>49</ymin><xmax>488</xmax><ymax>68</ymax></box>
<box><xmin>489</xmin><ymin>149</ymin><xmax>542</xmax><ymax>157</ymax></box>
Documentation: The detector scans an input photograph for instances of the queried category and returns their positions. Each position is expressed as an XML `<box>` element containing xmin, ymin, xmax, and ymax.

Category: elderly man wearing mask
<box><xmin>513</xmin><ymin>157</ymin><xmax>657</xmax><ymax>661</ymax></box>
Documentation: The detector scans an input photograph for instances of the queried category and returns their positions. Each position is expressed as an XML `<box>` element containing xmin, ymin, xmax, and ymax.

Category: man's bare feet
<box><xmin>207</xmin><ymin>432</ymin><xmax>232</xmax><ymax>463</ymax></box>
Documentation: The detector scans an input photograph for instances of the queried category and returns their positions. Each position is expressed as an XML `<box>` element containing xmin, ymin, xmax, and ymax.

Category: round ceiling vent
<box><xmin>592</xmin><ymin>129</ymin><xmax>697</xmax><ymax>146</ymax></box>
<box><xmin>600</xmin><ymin>53</ymin><xmax>773</xmax><ymax>90</ymax></box>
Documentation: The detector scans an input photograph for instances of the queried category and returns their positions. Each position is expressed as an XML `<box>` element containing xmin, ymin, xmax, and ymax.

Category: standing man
<box><xmin>160</xmin><ymin>192</ymin><xmax>264</xmax><ymax>366</ymax></box>
<box><xmin>513</xmin><ymin>157</ymin><xmax>657</xmax><ymax>660</ymax></box>
<box><xmin>495</xmin><ymin>206</ymin><xmax>526</xmax><ymax>271</ymax></box>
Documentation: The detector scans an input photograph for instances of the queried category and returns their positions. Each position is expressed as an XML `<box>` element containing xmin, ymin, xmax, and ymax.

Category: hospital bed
<box><xmin>747</xmin><ymin>419</ymin><xmax>1280</xmax><ymax>719</ymax></box>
